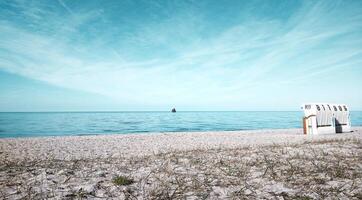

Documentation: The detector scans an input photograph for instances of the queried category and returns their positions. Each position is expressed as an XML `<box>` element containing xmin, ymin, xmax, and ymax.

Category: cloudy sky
<box><xmin>0</xmin><ymin>0</ymin><xmax>361</xmax><ymax>111</ymax></box>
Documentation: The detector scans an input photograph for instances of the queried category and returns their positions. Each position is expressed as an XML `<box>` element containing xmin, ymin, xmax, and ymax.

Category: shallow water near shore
<box><xmin>0</xmin><ymin>111</ymin><xmax>361</xmax><ymax>138</ymax></box>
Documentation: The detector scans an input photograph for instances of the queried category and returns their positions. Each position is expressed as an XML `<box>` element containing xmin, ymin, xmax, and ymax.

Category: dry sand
<box><xmin>1</xmin><ymin>127</ymin><xmax>362</xmax><ymax>199</ymax></box>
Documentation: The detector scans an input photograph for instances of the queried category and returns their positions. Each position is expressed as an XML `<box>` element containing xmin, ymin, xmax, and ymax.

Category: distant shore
<box><xmin>1</xmin><ymin>127</ymin><xmax>361</xmax><ymax>199</ymax></box>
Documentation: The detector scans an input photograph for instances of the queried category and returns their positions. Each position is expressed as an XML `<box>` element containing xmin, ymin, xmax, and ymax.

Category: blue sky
<box><xmin>0</xmin><ymin>0</ymin><xmax>361</xmax><ymax>111</ymax></box>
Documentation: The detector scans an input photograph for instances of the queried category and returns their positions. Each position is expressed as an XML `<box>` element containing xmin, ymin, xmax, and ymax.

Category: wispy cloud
<box><xmin>0</xmin><ymin>0</ymin><xmax>361</xmax><ymax>109</ymax></box>
<box><xmin>57</xmin><ymin>0</ymin><xmax>73</xmax><ymax>15</ymax></box>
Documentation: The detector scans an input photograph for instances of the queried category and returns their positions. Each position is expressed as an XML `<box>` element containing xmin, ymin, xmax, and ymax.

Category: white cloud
<box><xmin>0</xmin><ymin>0</ymin><xmax>361</xmax><ymax>109</ymax></box>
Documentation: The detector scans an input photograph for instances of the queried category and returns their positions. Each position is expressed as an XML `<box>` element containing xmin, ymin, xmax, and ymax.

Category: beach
<box><xmin>1</xmin><ymin>127</ymin><xmax>362</xmax><ymax>199</ymax></box>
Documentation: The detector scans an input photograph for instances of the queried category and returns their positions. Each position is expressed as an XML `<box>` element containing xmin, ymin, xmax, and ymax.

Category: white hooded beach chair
<box><xmin>301</xmin><ymin>103</ymin><xmax>351</xmax><ymax>135</ymax></box>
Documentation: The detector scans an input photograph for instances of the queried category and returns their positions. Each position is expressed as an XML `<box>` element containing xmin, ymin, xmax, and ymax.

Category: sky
<box><xmin>0</xmin><ymin>0</ymin><xmax>361</xmax><ymax>111</ymax></box>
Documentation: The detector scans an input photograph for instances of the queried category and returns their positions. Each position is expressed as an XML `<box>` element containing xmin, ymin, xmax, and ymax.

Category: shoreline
<box><xmin>1</xmin><ymin>127</ymin><xmax>305</xmax><ymax>139</ymax></box>
<box><xmin>0</xmin><ymin>126</ymin><xmax>308</xmax><ymax>139</ymax></box>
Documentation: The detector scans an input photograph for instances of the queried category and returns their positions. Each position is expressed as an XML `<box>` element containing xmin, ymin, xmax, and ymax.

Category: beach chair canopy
<box><xmin>301</xmin><ymin>103</ymin><xmax>351</xmax><ymax>134</ymax></box>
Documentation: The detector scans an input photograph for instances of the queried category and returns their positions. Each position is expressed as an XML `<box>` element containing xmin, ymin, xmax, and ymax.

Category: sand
<box><xmin>1</xmin><ymin>127</ymin><xmax>362</xmax><ymax>199</ymax></box>
<box><xmin>1</xmin><ymin>127</ymin><xmax>362</xmax><ymax>161</ymax></box>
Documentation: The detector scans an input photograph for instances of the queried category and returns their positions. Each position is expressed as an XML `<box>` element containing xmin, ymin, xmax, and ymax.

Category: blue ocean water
<box><xmin>0</xmin><ymin>111</ymin><xmax>361</xmax><ymax>138</ymax></box>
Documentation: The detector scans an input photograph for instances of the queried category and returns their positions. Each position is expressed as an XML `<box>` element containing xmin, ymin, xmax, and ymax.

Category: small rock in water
<box><xmin>171</xmin><ymin>108</ymin><xmax>176</xmax><ymax>112</ymax></box>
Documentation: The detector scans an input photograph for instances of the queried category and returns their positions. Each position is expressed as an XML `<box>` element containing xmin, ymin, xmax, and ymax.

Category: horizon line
<box><xmin>0</xmin><ymin>110</ymin><xmax>302</xmax><ymax>113</ymax></box>
<box><xmin>1</xmin><ymin>110</ymin><xmax>362</xmax><ymax>113</ymax></box>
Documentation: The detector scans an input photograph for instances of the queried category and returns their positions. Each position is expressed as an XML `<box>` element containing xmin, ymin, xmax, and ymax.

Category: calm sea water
<box><xmin>0</xmin><ymin>111</ymin><xmax>361</xmax><ymax>138</ymax></box>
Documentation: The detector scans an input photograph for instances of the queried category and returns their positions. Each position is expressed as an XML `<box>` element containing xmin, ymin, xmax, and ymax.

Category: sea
<box><xmin>0</xmin><ymin>111</ymin><xmax>361</xmax><ymax>138</ymax></box>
